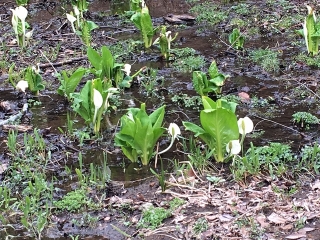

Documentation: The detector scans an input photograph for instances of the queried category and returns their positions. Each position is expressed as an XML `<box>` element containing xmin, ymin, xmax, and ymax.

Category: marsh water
<box><xmin>1</xmin><ymin>0</ymin><xmax>320</xmax><ymax>239</ymax></box>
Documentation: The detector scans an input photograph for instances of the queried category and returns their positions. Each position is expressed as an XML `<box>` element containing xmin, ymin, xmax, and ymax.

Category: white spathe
<box><xmin>121</xmin><ymin>64</ymin><xmax>131</xmax><ymax>76</ymax></box>
<box><xmin>73</xmin><ymin>5</ymin><xmax>80</xmax><ymax>17</ymax></box>
<box><xmin>93</xmin><ymin>88</ymin><xmax>103</xmax><ymax>123</ymax></box>
<box><xmin>226</xmin><ymin>140</ymin><xmax>241</xmax><ymax>155</ymax></box>
<box><xmin>25</xmin><ymin>30</ymin><xmax>33</xmax><ymax>41</ymax></box>
<box><xmin>15</xmin><ymin>6</ymin><xmax>28</xmax><ymax>22</ymax></box>
<box><xmin>66</xmin><ymin>13</ymin><xmax>76</xmax><ymax>23</ymax></box>
<box><xmin>238</xmin><ymin>117</ymin><xmax>254</xmax><ymax>135</ymax></box>
<box><xmin>104</xmin><ymin>88</ymin><xmax>118</xmax><ymax>110</ymax></box>
<box><xmin>66</xmin><ymin>13</ymin><xmax>77</xmax><ymax>33</ymax></box>
<box><xmin>10</xmin><ymin>9</ymin><xmax>18</xmax><ymax>34</ymax></box>
<box><xmin>16</xmin><ymin>80</ymin><xmax>28</xmax><ymax>93</ymax></box>
<box><xmin>168</xmin><ymin>123</ymin><xmax>181</xmax><ymax>140</ymax></box>
<box><xmin>158</xmin><ymin>123</ymin><xmax>181</xmax><ymax>155</ymax></box>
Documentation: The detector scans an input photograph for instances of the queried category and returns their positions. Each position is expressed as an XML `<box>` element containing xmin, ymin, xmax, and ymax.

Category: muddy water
<box><xmin>1</xmin><ymin>0</ymin><xmax>319</xmax><ymax>238</ymax></box>
<box><xmin>0</xmin><ymin>0</ymin><xmax>311</xmax><ymax>179</ymax></box>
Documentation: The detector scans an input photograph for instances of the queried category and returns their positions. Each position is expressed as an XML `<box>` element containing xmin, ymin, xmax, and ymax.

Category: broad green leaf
<box><xmin>101</xmin><ymin>46</ymin><xmax>114</xmax><ymax>80</ymax></box>
<box><xmin>87</xmin><ymin>47</ymin><xmax>101</xmax><ymax>70</ymax></box>
<box><xmin>115</xmin><ymin>103</ymin><xmax>166</xmax><ymax>165</ymax></box>
<box><xmin>149</xmin><ymin>105</ymin><xmax>165</xmax><ymax>129</ymax></box>
<box><xmin>130</xmin><ymin>12</ymin><xmax>142</xmax><ymax>31</ymax></box>
<box><xmin>209</xmin><ymin>75</ymin><xmax>226</xmax><ymax>87</ymax></box>
<box><xmin>182</xmin><ymin>122</ymin><xmax>206</xmax><ymax>137</ymax></box>
<box><xmin>71</xmin><ymin>80</ymin><xmax>92</xmax><ymax>122</ymax></box>
<box><xmin>202</xmin><ymin>96</ymin><xmax>217</xmax><ymax>110</ymax></box>
<box><xmin>208</xmin><ymin>61</ymin><xmax>219</xmax><ymax>79</ymax></box>
<box><xmin>58</xmin><ymin>68</ymin><xmax>85</xmax><ymax>98</ymax></box>
<box><xmin>86</xmin><ymin>20</ymin><xmax>99</xmax><ymax>31</ymax></box>
<box><xmin>192</xmin><ymin>71</ymin><xmax>206</xmax><ymax>96</ymax></box>
<box><xmin>200</xmin><ymin>108</ymin><xmax>239</xmax><ymax>162</ymax></box>
<box><xmin>140</xmin><ymin>6</ymin><xmax>154</xmax><ymax>48</ymax></box>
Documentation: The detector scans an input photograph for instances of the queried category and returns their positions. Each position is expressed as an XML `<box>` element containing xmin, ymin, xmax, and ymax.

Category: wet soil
<box><xmin>1</xmin><ymin>0</ymin><xmax>320</xmax><ymax>239</ymax></box>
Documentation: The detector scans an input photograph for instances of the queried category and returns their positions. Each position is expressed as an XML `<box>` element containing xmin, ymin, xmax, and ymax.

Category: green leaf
<box><xmin>101</xmin><ymin>46</ymin><xmax>114</xmax><ymax>80</ymax></box>
<box><xmin>208</xmin><ymin>60</ymin><xmax>219</xmax><ymax>79</ymax></box>
<box><xmin>115</xmin><ymin>103</ymin><xmax>166</xmax><ymax>165</ymax></box>
<box><xmin>130</xmin><ymin>12</ymin><xmax>142</xmax><ymax>31</ymax></box>
<box><xmin>192</xmin><ymin>71</ymin><xmax>206</xmax><ymax>96</ymax></box>
<box><xmin>87</xmin><ymin>47</ymin><xmax>102</xmax><ymax>70</ymax></box>
<box><xmin>202</xmin><ymin>96</ymin><xmax>217</xmax><ymax>110</ymax></box>
<box><xmin>86</xmin><ymin>20</ymin><xmax>99</xmax><ymax>31</ymax></box>
<box><xmin>182</xmin><ymin>122</ymin><xmax>206</xmax><ymax>137</ymax></box>
<box><xmin>200</xmin><ymin>108</ymin><xmax>239</xmax><ymax>162</ymax></box>
<box><xmin>209</xmin><ymin>75</ymin><xmax>226</xmax><ymax>87</ymax></box>
<box><xmin>71</xmin><ymin>80</ymin><xmax>92</xmax><ymax>123</ymax></box>
<box><xmin>58</xmin><ymin>68</ymin><xmax>85</xmax><ymax>99</ymax></box>
<box><xmin>149</xmin><ymin>105</ymin><xmax>165</xmax><ymax>129</ymax></box>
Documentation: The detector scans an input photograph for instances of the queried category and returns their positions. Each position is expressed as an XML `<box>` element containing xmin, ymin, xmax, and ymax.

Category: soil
<box><xmin>1</xmin><ymin>0</ymin><xmax>320</xmax><ymax>239</ymax></box>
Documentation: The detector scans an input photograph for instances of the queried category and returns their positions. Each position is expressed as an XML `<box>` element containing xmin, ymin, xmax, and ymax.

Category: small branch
<box><xmin>38</xmin><ymin>56</ymin><xmax>87</xmax><ymax>68</ymax></box>
<box><xmin>0</xmin><ymin>103</ymin><xmax>28</xmax><ymax>126</ymax></box>
<box><xmin>252</xmin><ymin>115</ymin><xmax>300</xmax><ymax>134</ymax></box>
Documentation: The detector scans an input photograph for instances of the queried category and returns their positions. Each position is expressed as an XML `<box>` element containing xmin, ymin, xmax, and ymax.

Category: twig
<box><xmin>38</xmin><ymin>56</ymin><xmax>87</xmax><ymax>69</ymax></box>
<box><xmin>39</xmin><ymin>49</ymin><xmax>58</xmax><ymax>74</ymax></box>
<box><xmin>252</xmin><ymin>115</ymin><xmax>300</xmax><ymax>134</ymax></box>
<box><xmin>0</xmin><ymin>103</ymin><xmax>28</xmax><ymax>126</ymax></box>
<box><xmin>110</xmin><ymin>224</ymin><xmax>131</xmax><ymax>238</ymax></box>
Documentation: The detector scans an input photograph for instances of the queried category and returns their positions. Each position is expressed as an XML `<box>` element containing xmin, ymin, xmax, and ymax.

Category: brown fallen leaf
<box><xmin>256</xmin><ymin>214</ymin><xmax>269</xmax><ymax>228</ymax></box>
<box><xmin>219</xmin><ymin>214</ymin><xmax>233</xmax><ymax>222</ymax></box>
<box><xmin>285</xmin><ymin>232</ymin><xmax>306</xmax><ymax>239</ymax></box>
<box><xmin>312</xmin><ymin>179</ymin><xmax>320</xmax><ymax>190</ymax></box>
<box><xmin>267</xmin><ymin>213</ymin><xmax>286</xmax><ymax>224</ymax></box>
<box><xmin>285</xmin><ymin>227</ymin><xmax>315</xmax><ymax>239</ymax></box>
<box><xmin>0</xmin><ymin>163</ymin><xmax>8</xmax><ymax>174</ymax></box>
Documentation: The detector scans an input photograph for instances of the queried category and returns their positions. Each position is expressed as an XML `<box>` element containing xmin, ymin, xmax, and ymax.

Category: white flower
<box><xmin>158</xmin><ymin>123</ymin><xmax>181</xmax><ymax>155</ymax></box>
<box><xmin>15</xmin><ymin>6</ymin><xmax>28</xmax><ymax>22</ymax></box>
<box><xmin>66</xmin><ymin>13</ymin><xmax>76</xmax><ymax>23</ymax></box>
<box><xmin>226</xmin><ymin>140</ymin><xmax>241</xmax><ymax>155</ymax></box>
<box><xmin>93</xmin><ymin>88</ymin><xmax>103</xmax><ymax>123</ymax></box>
<box><xmin>121</xmin><ymin>64</ymin><xmax>131</xmax><ymax>76</ymax></box>
<box><xmin>15</xmin><ymin>6</ymin><xmax>28</xmax><ymax>37</ymax></box>
<box><xmin>10</xmin><ymin>9</ymin><xmax>18</xmax><ymax>34</ymax></box>
<box><xmin>31</xmin><ymin>64</ymin><xmax>40</xmax><ymax>74</ymax></box>
<box><xmin>104</xmin><ymin>88</ymin><xmax>118</xmax><ymax>110</ymax></box>
<box><xmin>16</xmin><ymin>80</ymin><xmax>28</xmax><ymax>93</ymax></box>
<box><xmin>66</xmin><ymin>13</ymin><xmax>77</xmax><ymax>33</ymax></box>
<box><xmin>168</xmin><ymin>123</ymin><xmax>181</xmax><ymax>140</ymax></box>
<box><xmin>25</xmin><ymin>30</ymin><xmax>33</xmax><ymax>41</ymax></box>
<box><xmin>73</xmin><ymin>5</ymin><xmax>80</xmax><ymax>17</ymax></box>
<box><xmin>238</xmin><ymin>117</ymin><xmax>254</xmax><ymax>135</ymax></box>
<box><xmin>11</xmin><ymin>6</ymin><xmax>28</xmax><ymax>46</ymax></box>
<box><xmin>153</xmin><ymin>37</ymin><xmax>160</xmax><ymax>45</ymax></box>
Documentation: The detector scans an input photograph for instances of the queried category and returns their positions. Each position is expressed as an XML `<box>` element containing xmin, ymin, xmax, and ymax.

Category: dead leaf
<box><xmin>173</xmin><ymin>215</ymin><xmax>186</xmax><ymax>223</ymax></box>
<box><xmin>256</xmin><ymin>214</ymin><xmax>269</xmax><ymax>228</ymax></box>
<box><xmin>285</xmin><ymin>227</ymin><xmax>315</xmax><ymax>239</ymax></box>
<box><xmin>0</xmin><ymin>163</ymin><xmax>8</xmax><ymax>174</ymax></box>
<box><xmin>219</xmin><ymin>214</ymin><xmax>233</xmax><ymax>222</ymax></box>
<box><xmin>206</xmin><ymin>215</ymin><xmax>218</xmax><ymax>221</ymax></box>
<box><xmin>281</xmin><ymin>224</ymin><xmax>293</xmax><ymax>231</ymax></box>
<box><xmin>312</xmin><ymin>180</ymin><xmax>320</xmax><ymax>190</ymax></box>
<box><xmin>285</xmin><ymin>232</ymin><xmax>306</xmax><ymax>239</ymax></box>
<box><xmin>267</xmin><ymin>213</ymin><xmax>286</xmax><ymax>224</ymax></box>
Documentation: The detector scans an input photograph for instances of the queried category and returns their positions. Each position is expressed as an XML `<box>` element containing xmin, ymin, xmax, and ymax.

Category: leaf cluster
<box><xmin>192</xmin><ymin>60</ymin><xmax>229</xmax><ymax>96</ymax></box>
<box><xmin>183</xmin><ymin>97</ymin><xmax>239</xmax><ymax>162</ymax></box>
<box><xmin>114</xmin><ymin>103</ymin><xmax>165</xmax><ymax>165</ymax></box>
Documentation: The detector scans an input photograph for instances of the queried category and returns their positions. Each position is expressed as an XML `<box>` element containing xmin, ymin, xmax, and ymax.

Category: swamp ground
<box><xmin>1</xmin><ymin>0</ymin><xmax>320</xmax><ymax>239</ymax></box>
